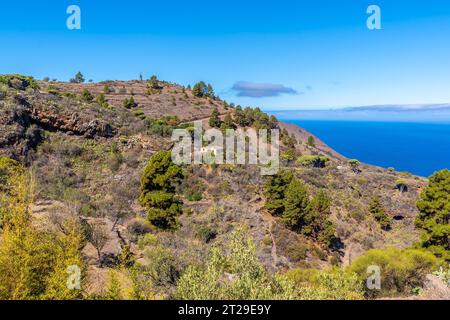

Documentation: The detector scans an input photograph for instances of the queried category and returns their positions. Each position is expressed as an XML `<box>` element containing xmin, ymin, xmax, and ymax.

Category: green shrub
<box><xmin>307</xmin><ymin>136</ymin><xmax>315</xmax><ymax>147</ymax></box>
<box><xmin>297</xmin><ymin>155</ymin><xmax>329</xmax><ymax>168</ymax></box>
<box><xmin>0</xmin><ymin>74</ymin><xmax>39</xmax><ymax>90</ymax></box>
<box><xmin>81</xmin><ymin>89</ymin><xmax>93</xmax><ymax>102</ymax></box>
<box><xmin>368</xmin><ymin>196</ymin><xmax>392</xmax><ymax>231</ymax></box>
<box><xmin>186</xmin><ymin>191</ymin><xmax>202</xmax><ymax>202</ymax></box>
<box><xmin>195</xmin><ymin>226</ymin><xmax>217</xmax><ymax>243</ymax></box>
<box><xmin>123</xmin><ymin>97</ymin><xmax>137</xmax><ymax>109</ymax></box>
<box><xmin>176</xmin><ymin>227</ymin><xmax>299</xmax><ymax>300</ymax></box>
<box><xmin>96</xmin><ymin>94</ymin><xmax>110</xmax><ymax>109</ymax></box>
<box><xmin>348</xmin><ymin>247</ymin><xmax>440</xmax><ymax>298</ymax></box>
<box><xmin>348</xmin><ymin>159</ymin><xmax>361</xmax><ymax>173</ymax></box>
<box><xmin>284</xmin><ymin>268</ymin><xmax>364</xmax><ymax>300</ymax></box>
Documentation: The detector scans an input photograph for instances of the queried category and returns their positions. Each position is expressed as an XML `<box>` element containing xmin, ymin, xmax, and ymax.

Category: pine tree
<box><xmin>139</xmin><ymin>151</ymin><xmax>183</xmax><ymax>230</ymax></box>
<box><xmin>264</xmin><ymin>170</ymin><xmax>293</xmax><ymax>215</ymax></box>
<box><xmin>283</xmin><ymin>179</ymin><xmax>309</xmax><ymax>231</ymax></box>
<box><xmin>304</xmin><ymin>190</ymin><xmax>336</xmax><ymax>246</ymax></box>
<box><xmin>192</xmin><ymin>81</ymin><xmax>208</xmax><ymax>98</ymax></box>
<box><xmin>416</xmin><ymin>169</ymin><xmax>450</xmax><ymax>261</ymax></box>
<box><xmin>209</xmin><ymin>108</ymin><xmax>222</xmax><ymax>128</ymax></box>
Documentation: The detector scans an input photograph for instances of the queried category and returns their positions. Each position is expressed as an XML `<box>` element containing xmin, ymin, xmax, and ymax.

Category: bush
<box><xmin>123</xmin><ymin>97</ymin><xmax>137</xmax><ymax>109</ymax></box>
<box><xmin>195</xmin><ymin>225</ymin><xmax>217</xmax><ymax>243</ymax></box>
<box><xmin>0</xmin><ymin>74</ymin><xmax>39</xmax><ymax>90</ymax></box>
<box><xmin>368</xmin><ymin>196</ymin><xmax>391</xmax><ymax>231</ymax></box>
<box><xmin>307</xmin><ymin>136</ymin><xmax>315</xmax><ymax>147</ymax></box>
<box><xmin>348</xmin><ymin>159</ymin><xmax>361</xmax><ymax>173</ymax></box>
<box><xmin>395</xmin><ymin>179</ymin><xmax>408</xmax><ymax>193</ymax></box>
<box><xmin>284</xmin><ymin>268</ymin><xmax>364</xmax><ymax>300</ymax></box>
<box><xmin>0</xmin><ymin>161</ymin><xmax>85</xmax><ymax>299</ymax></box>
<box><xmin>81</xmin><ymin>89</ymin><xmax>93</xmax><ymax>102</ymax></box>
<box><xmin>186</xmin><ymin>191</ymin><xmax>202</xmax><ymax>202</ymax></box>
<box><xmin>348</xmin><ymin>247</ymin><xmax>440</xmax><ymax>298</ymax></box>
<box><xmin>176</xmin><ymin>227</ymin><xmax>299</xmax><ymax>300</ymax></box>
<box><xmin>96</xmin><ymin>94</ymin><xmax>110</xmax><ymax>109</ymax></box>
<box><xmin>297</xmin><ymin>155</ymin><xmax>329</xmax><ymax>168</ymax></box>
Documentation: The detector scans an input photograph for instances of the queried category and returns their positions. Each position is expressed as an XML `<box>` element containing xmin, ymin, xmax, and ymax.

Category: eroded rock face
<box><xmin>29</xmin><ymin>108</ymin><xmax>115</xmax><ymax>138</ymax></box>
<box><xmin>0</xmin><ymin>91</ymin><xmax>116</xmax><ymax>161</ymax></box>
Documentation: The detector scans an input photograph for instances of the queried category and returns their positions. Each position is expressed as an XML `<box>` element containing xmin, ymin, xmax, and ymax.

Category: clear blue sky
<box><xmin>1</xmin><ymin>0</ymin><xmax>450</xmax><ymax>110</ymax></box>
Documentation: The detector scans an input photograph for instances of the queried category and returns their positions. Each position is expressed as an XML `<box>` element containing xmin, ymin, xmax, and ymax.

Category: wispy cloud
<box><xmin>232</xmin><ymin>81</ymin><xmax>298</xmax><ymax>98</ymax></box>
<box><xmin>344</xmin><ymin>104</ymin><xmax>450</xmax><ymax>112</ymax></box>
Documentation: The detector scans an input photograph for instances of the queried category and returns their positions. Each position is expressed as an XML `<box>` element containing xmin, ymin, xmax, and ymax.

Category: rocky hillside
<box><xmin>0</xmin><ymin>74</ymin><xmax>438</xmax><ymax>299</ymax></box>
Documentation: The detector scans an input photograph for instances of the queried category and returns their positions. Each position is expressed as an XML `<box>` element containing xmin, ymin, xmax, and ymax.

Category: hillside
<box><xmin>0</xmin><ymin>74</ymin><xmax>446</xmax><ymax>300</ymax></box>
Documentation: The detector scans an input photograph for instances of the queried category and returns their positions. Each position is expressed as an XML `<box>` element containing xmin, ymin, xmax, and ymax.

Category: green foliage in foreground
<box><xmin>284</xmin><ymin>268</ymin><xmax>364</xmax><ymax>300</ymax></box>
<box><xmin>0</xmin><ymin>158</ymin><xmax>85</xmax><ymax>300</ymax></box>
<box><xmin>348</xmin><ymin>247</ymin><xmax>441</xmax><ymax>298</ymax></box>
<box><xmin>415</xmin><ymin>169</ymin><xmax>450</xmax><ymax>261</ymax></box>
<box><xmin>176</xmin><ymin>227</ymin><xmax>363</xmax><ymax>300</ymax></box>
<box><xmin>139</xmin><ymin>151</ymin><xmax>183</xmax><ymax>230</ymax></box>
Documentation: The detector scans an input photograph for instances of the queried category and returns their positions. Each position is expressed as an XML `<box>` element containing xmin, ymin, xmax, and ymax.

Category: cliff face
<box><xmin>0</xmin><ymin>76</ymin><xmax>426</xmax><ymax>284</ymax></box>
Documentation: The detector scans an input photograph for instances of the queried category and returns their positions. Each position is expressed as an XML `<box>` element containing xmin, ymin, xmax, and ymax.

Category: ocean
<box><xmin>277</xmin><ymin>119</ymin><xmax>450</xmax><ymax>177</ymax></box>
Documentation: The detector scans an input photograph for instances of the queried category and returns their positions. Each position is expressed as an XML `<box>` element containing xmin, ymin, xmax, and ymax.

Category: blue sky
<box><xmin>1</xmin><ymin>0</ymin><xmax>450</xmax><ymax>110</ymax></box>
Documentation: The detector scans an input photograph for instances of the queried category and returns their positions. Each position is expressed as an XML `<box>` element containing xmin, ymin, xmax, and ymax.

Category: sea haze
<box><xmin>269</xmin><ymin>106</ymin><xmax>450</xmax><ymax>177</ymax></box>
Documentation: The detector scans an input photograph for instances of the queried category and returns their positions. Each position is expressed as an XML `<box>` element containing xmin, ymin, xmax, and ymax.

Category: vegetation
<box><xmin>0</xmin><ymin>74</ymin><xmax>39</xmax><ymax>90</ymax></box>
<box><xmin>233</xmin><ymin>106</ymin><xmax>278</xmax><ymax>130</ymax></box>
<box><xmin>396</xmin><ymin>179</ymin><xmax>408</xmax><ymax>193</ymax></box>
<box><xmin>139</xmin><ymin>151</ymin><xmax>184</xmax><ymax>230</ymax></box>
<box><xmin>283</xmin><ymin>179</ymin><xmax>309</xmax><ymax>231</ymax></box>
<box><xmin>304</xmin><ymin>190</ymin><xmax>336</xmax><ymax>247</ymax></box>
<box><xmin>415</xmin><ymin>169</ymin><xmax>450</xmax><ymax>261</ymax></box>
<box><xmin>368</xmin><ymin>196</ymin><xmax>392</xmax><ymax>231</ymax></box>
<box><xmin>348</xmin><ymin>247</ymin><xmax>440</xmax><ymax>298</ymax></box>
<box><xmin>192</xmin><ymin>81</ymin><xmax>214</xmax><ymax>99</ymax></box>
<box><xmin>264</xmin><ymin>170</ymin><xmax>293</xmax><ymax>215</ymax></box>
<box><xmin>0</xmin><ymin>157</ymin><xmax>85</xmax><ymax>299</ymax></box>
<box><xmin>348</xmin><ymin>159</ymin><xmax>361</xmax><ymax>173</ymax></box>
<box><xmin>307</xmin><ymin>136</ymin><xmax>315</xmax><ymax>147</ymax></box>
<box><xmin>176</xmin><ymin>227</ymin><xmax>299</xmax><ymax>300</ymax></box>
<box><xmin>123</xmin><ymin>96</ymin><xmax>138</xmax><ymax>109</ymax></box>
<box><xmin>70</xmin><ymin>72</ymin><xmax>85</xmax><ymax>84</ymax></box>
<box><xmin>208</xmin><ymin>107</ymin><xmax>222</xmax><ymax>128</ymax></box>
<box><xmin>265</xmin><ymin>172</ymin><xmax>336</xmax><ymax>247</ymax></box>
<box><xmin>297</xmin><ymin>155</ymin><xmax>329</xmax><ymax>168</ymax></box>
<box><xmin>284</xmin><ymin>268</ymin><xmax>364</xmax><ymax>300</ymax></box>
<box><xmin>96</xmin><ymin>93</ymin><xmax>110</xmax><ymax>109</ymax></box>
<box><xmin>81</xmin><ymin>89</ymin><xmax>94</xmax><ymax>102</ymax></box>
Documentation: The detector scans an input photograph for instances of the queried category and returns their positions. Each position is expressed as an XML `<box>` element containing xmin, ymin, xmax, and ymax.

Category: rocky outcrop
<box><xmin>29</xmin><ymin>108</ymin><xmax>115</xmax><ymax>138</ymax></box>
<box><xmin>0</xmin><ymin>92</ymin><xmax>116</xmax><ymax>161</ymax></box>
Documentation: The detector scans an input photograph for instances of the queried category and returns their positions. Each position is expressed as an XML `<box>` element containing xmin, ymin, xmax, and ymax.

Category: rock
<box><xmin>420</xmin><ymin>274</ymin><xmax>450</xmax><ymax>300</ymax></box>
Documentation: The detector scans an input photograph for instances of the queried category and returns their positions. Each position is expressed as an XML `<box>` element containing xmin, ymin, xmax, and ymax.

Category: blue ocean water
<box><xmin>281</xmin><ymin>120</ymin><xmax>450</xmax><ymax>177</ymax></box>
